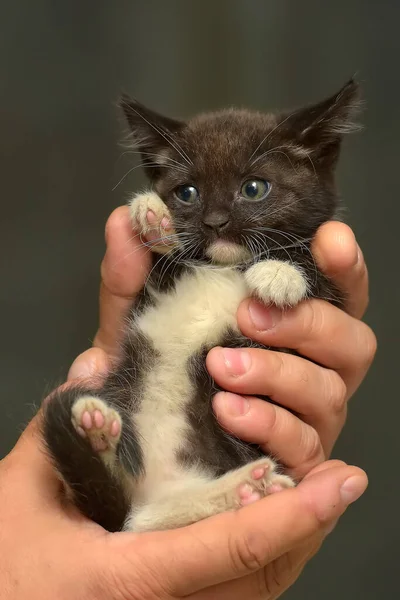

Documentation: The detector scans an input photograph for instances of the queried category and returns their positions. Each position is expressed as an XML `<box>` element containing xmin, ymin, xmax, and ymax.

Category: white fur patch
<box><xmin>245</xmin><ymin>260</ymin><xmax>308</xmax><ymax>307</ymax></box>
<box><xmin>127</xmin><ymin>456</ymin><xmax>294</xmax><ymax>532</ymax></box>
<box><xmin>206</xmin><ymin>240</ymin><xmax>252</xmax><ymax>265</ymax></box>
<box><xmin>130</xmin><ymin>267</ymin><xmax>249</xmax><ymax>509</ymax></box>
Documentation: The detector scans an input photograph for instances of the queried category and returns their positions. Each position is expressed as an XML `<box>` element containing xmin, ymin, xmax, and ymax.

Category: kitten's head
<box><xmin>120</xmin><ymin>80</ymin><xmax>360</xmax><ymax>265</ymax></box>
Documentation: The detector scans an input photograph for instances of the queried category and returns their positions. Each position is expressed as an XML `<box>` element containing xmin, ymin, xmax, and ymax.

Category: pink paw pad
<box><xmin>146</xmin><ymin>210</ymin><xmax>171</xmax><ymax>231</ymax></box>
<box><xmin>110</xmin><ymin>419</ymin><xmax>121</xmax><ymax>437</ymax></box>
<box><xmin>160</xmin><ymin>216</ymin><xmax>171</xmax><ymax>230</ymax></box>
<box><xmin>266</xmin><ymin>483</ymin><xmax>284</xmax><ymax>494</ymax></box>
<box><xmin>238</xmin><ymin>484</ymin><xmax>261</xmax><ymax>506</ymax></box>
<box><xmin>93</xmin><ymin>410</ymin><xmax>105</xmax><ymax>428</ymax></box>
<box><xmin>81</xmin><ymin>411</ymin><xmax>92</xmax><ymax>430</ymax></box>
<box><xmin>76</xmin><ymin>407</ymin><xmax>121</xmax><ymax>451</ymax></box>
<box><xmin>252</xmin><ymin>465</ymin><xmax>269</xmax><ymax>480</ymax></box>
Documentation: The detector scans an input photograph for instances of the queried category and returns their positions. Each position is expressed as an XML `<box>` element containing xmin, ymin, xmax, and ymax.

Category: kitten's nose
<box><xmin>202</xmin><ymin>213</ymin><xmax>230</xmax><ymax>233</ymax></box>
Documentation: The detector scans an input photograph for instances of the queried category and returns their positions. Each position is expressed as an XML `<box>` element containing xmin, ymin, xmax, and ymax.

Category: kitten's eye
<box><xmin>240</xmin><ymin>179</ymin><xmax>271</xmax><ymax>201</ymax></box>
<box><xmin>175</xmin><ymin>185</ymin><xmax>199</xmax><ymax>204</ymax></box>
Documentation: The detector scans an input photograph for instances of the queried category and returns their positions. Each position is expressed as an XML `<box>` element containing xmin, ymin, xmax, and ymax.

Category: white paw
<box><xmin>245</xmin><ymin>260</ymin><xmax>308</xmax><ymax>307</ymax></box>
<box><xmin>129</xmin><ymin>191</ymin><xmax>176</xmax><ymax>254</ymax></box>
<box><xmin>233</xmin><ymin>457</ymin><xmax>295</xmax><ymax>508</ymax></box>
<box><xmin>71</xmin><ymin>396</ymin><xmax>121</xmax><ymax>454</ymax></box>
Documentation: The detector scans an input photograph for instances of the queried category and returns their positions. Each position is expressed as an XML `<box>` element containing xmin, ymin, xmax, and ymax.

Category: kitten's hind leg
<box><xmin>127</xmin><ymin>457</ymin><xmax>294</xmax><ymax>533</ymax></box>
<box><xmin>71</xmin><ymin>396</ymin><xmax>121</xmax><ymax>469</ymax></box>
<box><xmin>43</xmin><ymin>386</ymin><xmax>137</xmax><ymax>531</ymax></box>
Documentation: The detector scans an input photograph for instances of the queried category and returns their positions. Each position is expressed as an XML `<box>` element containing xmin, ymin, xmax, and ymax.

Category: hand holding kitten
<box><xmin>0</xmin><ymin>206</ymin><xmax>372</xmax><ymax>599</ymax></box>
<box><xmin>71</xmin><ymin>205</ymin><xmax>374</xmax><ymax>477</ymax></box>
<box><xmin>0</xmin><ymin>402</ymin><xmax>366</xmax><ymax>600</ymax></box>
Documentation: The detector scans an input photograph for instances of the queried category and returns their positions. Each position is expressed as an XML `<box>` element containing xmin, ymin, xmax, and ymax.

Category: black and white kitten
<box><xmin>43</xmin><ymin>79</ymin><xmax>359</xmax><ymax>533</ymax></box>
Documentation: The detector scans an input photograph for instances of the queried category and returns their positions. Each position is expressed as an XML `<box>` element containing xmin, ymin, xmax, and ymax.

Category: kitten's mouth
<box><xmin>205</xmin><ymin>239</ymin><xmax>252</xmax><ymax>265</ymax></box>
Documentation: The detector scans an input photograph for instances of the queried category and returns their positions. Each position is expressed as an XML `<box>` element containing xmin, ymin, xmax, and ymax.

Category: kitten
<box><xmin>43</xmin><ymin>79</ymin><xmax>359</xmax><ymax>533</ymax></box>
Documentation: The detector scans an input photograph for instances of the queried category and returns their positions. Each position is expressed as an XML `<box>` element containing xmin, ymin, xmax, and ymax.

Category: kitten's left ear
<box><xmin>119</xmin><ymin>94</ymin><xmax>185</xmax><ymax>178</ymax></box>
<box><xmin>285</xmin><ymin>78</ymin><xmax>362</xmax><ymax>167</ymax></box>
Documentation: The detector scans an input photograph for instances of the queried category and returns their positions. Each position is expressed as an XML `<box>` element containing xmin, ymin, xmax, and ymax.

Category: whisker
<box><xmin>246</xmin><ymin>226</ymin><xmax>319</xmax><ymax>287</ymax></box>
<box><xmin>116</xmin><ymin>150</ymin><xmax>190</xmax><ymax>173</ymax></box>
<box><xmin>250</xmin><ymin>149</ymin><xmax>297</xmax><ymax>173</ymax></box>
<box><xmin>112</xmin><ymin>162</ymin><xmax>187</xmax><ymax>192</ymax></box>
<box><xmin>247</xmin><ymin>113</ymin><xmax>295</xmax><ymax>165</ymax></box>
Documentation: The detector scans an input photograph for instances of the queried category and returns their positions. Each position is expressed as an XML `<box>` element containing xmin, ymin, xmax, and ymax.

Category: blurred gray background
<box><xmin>0</xmin><ymin>1</ymin><xmax>397</xmax><ymax>598</ymax></box>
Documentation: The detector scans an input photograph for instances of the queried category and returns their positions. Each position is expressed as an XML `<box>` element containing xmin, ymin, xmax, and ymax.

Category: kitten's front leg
<box><xmin>129</xmin><ymin>191</ymin><xmax>177</xmax><ymax>254</ymax></box>
<box><xmin>126</xmin><ymin>457</ymin><xmax>294</xmax><ymax>533</ymax></box>
<box><xmin>245</xmin><ymin>260</ymin><xmax>309</xmax><ymax>308</ymax></box>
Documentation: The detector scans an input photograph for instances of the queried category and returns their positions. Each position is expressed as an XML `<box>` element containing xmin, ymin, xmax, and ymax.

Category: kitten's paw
<box><xmin>245</xmin><ymin>260</ymin><xmax>308</xmax><ymax>308</ymax></box>
<box><xmin>129</xmin><ymin>191</ymin><xmax>176</xmax><ymax>254</ymax></box>
<box><xmin>235</xmin><ymin>457</ymin><xmax>295</xmax><ymax>507</ymax></box>
<box><xmin>71</xmin><ymin>397</ymin><xmax>121</xmax><ymax>453</ymax></box>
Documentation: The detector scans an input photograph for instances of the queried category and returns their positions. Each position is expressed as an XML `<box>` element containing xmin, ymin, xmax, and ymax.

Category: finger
<box><xmin>68</xmin><ymin>347</ymin><xmax>109</xmax><ymax>381</ymax></box>
<box><xmin>303</xmin><ymin>458</ymin><xmax>346</xmax><ymax>478</ymax></box>
<box><xmin>312</xmin><ymin>221</ymin><xmax>369</xmax><ymax>319</ymax></box>
<box><xmin>189</xmin><ymin>532</ymin><xmax>323</xmax><ymax>600</ymax></box>
<box><xmin>93</xmin><ymin>206</ymin><xmax>151</xmax><ymax>356</ymax></box>
<box><xmin>208</xmin><ymin>346</ymin><xmax>346</xmax><ymax>455</ymax></box>
<box><xmin>238</xmin><ymin>298</ymin><xmax>376</xmax><ymax>399</ymax></box>
<box><xmin>118</xmin><ymin>463</ymin><xmax>367</xmax><ymax>596</ymax></box>
<box><xmin>213</xmin><ymin>392</ymin><xmax>325</xmax><ymax>478</ymax></box>
<box><xmin>188</xmin><ymin>562</ymin><xmax>306</xmax><ymax>600</ymax></box>
<box><xmin>3</xmin><ymin>412</ymin><xmax>61</xmax><ymax>504</ymax></box>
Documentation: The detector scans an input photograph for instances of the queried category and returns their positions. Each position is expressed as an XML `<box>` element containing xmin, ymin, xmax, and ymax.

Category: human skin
<box><xmin>0</xmin><ymin>209</ymin><xmax>374</xmax><ymax>599</ymax></box>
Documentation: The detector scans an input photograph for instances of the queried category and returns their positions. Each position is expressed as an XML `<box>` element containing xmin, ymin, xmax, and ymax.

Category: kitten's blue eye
<box><xmin>241</xmin><ymin>179</ymin><xmax>271</xmax><ymax>201</ymax></box>
<box><xmin>175</xmin><ymin>185</ymin><xmax>199</xmax><ymax>204</ymax></box>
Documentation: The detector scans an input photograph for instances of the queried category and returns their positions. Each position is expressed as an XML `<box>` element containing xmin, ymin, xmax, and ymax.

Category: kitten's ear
<box><xmin>119</xmin><ymin>94</ymin><xmax>185</xmax><ymax>178</ymax></box>
<box><xmin>285</xmin><ymin>78</ymin><xmax>361</xmax><ymax>167</ymax></box>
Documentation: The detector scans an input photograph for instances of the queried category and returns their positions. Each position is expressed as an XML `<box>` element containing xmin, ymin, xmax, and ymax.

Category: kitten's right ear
<box><xmin>119</xmin><ymin>94</ymin><xmax>185</xmax><ymax>178</ymax></box>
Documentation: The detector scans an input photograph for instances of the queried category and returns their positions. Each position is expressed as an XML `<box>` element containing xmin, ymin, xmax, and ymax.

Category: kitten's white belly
<box><xmin>132</xmin><ymin>266</ymin><xmax>248</xmax><ymax>502</ymax></box>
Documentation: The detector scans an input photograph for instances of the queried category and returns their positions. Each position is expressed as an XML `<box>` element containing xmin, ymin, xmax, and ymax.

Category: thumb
<box><xmin>116</xmin><ymin>462</ymin><xmax>367</xmax><ymax>597</ymax></box>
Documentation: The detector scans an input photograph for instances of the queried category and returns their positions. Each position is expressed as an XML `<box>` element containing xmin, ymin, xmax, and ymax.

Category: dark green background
<box><xmin>0</xmin><ymin>2</ymin><xmax>397</xmax><ymax>598</ymax></box>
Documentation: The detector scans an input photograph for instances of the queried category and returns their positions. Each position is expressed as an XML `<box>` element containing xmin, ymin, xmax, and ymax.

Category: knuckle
<box><xmin>259</xmin><ymin>553</ymin><xmax>301</xmax><ymax>598</ymax></box>
<box><xmin>229</xmin><ymin>527</ymin><xmax>269</xmax><ymax>574</ymax></box>
<box><xmin>267</xmin><ymin>350</ymin><xmax>286</xmax><ymax>380</ymax></box>
<box><xmin>324</xmin><ymin>370</ymin><xmax>347</xmax><ymax>414</ymax></box>
<box><xmin>302</xmin><ymin>425</ymin><xmax>324</xmax><ymax>466</ymax></box>
<box><xmin>299</xmin><ymin>300</ymin><xmax>326</xmax><ymax>341</ymax></box>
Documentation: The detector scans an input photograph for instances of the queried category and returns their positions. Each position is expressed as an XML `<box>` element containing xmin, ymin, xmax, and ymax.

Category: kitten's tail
<box><xmin>42</xmin><ymin>385</ymin><xmax>130</xmax><ymax>532</ymax></box>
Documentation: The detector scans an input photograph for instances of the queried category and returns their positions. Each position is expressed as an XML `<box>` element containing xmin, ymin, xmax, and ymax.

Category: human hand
<box><xmin>59</xmin><ymin>206</ymin><xmax>374</xmax><ymax>598</ymax></box>
<box><xmin>72</xmin><ymin>208</ymin><xmax>375</xmax><ymax>481</ymax></box>
<box><xmin>1</xmin><ymin>410</ymin><xmax>367</xmax><ymax>599</ymax></box>
<box><xmin>207</xmin><ymin>221</ymin><xmax>375</xmax><ymax>479</ymax></box>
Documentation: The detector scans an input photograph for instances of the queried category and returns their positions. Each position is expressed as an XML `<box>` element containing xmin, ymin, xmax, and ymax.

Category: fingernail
<box><xmin>222</xmin><ymin>392</ymin><xmax>250</xmax><ymax>417</ymax></box>
<box><xmin>222</xmin><ymin>348</ymin><xmax>251</xmax><ymax>376</ymax></box>
<box><xmin>340</xmin><ymin>475</ymin><xmax>368</xmax><ymax>505</ymax></box>
<box><xmin>248</xmin><ymin>300</ymin><xmax>281</xmax><ymax>331</ymax></box>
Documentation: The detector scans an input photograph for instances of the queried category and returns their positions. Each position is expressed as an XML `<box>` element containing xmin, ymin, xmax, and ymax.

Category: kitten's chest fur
<box><xmin>132</xmin><ymin>266</ymin><xmax>248</xmax><ymax>500</ymax></box>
